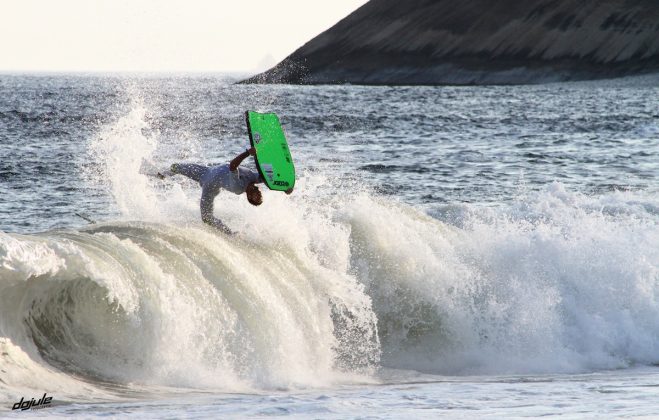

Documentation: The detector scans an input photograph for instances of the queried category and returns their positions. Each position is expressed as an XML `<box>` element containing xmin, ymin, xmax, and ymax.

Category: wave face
<box><xmin>0</xmin><ymin>222</ymin><xmax>380</xmax><ymax>398</ymax></box>
<box><xmin>1</xmin><ymin>101</ymin><xmax>658</xmax><ymax>401</ymax></box>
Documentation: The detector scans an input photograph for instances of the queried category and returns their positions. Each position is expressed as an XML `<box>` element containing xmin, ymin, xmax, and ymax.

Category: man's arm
<box><xmin>229</xmin><ymin>147</ymin><xmax>256</xmax><ymax>171</ymax></box>
<box><xmin>200</xmin><ymin>188</ymin><xmax>233</xmax><ymax>234</ymax></box>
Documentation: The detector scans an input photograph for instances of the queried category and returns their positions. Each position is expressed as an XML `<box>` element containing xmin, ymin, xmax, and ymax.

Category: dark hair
<box><xmin>247</xmin><ymin>185</ymin><xmax>262</xmax><ymax>206</ymax></box>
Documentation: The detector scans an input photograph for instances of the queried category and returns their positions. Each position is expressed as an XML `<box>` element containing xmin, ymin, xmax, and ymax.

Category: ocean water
<box><xmin>0</xmin><ymin>73</ymin><xmax>658</xmax><ymax>418</ymax></box>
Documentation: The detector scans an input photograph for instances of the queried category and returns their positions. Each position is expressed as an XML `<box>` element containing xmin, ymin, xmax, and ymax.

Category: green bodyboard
<box><xmin>245</xmin><ymin>111</ymin><xmax>295</xmax><ymax>192</ymax></box>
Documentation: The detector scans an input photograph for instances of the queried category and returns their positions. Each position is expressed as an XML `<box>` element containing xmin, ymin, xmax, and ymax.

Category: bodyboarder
<box><xmin>158</xmin><ymin>148</ymin><xmax>265</xmax><ymax>234</ymax></box>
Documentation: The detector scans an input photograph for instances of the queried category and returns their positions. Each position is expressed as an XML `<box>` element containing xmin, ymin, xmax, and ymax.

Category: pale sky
<box><xmin>0</xmin><ymin>0</ymin><xmax>368</xmax><ymax>73</ymax></box>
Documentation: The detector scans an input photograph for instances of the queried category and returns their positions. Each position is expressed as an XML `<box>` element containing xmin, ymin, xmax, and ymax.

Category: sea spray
<box><xmin>1</xmin><ymin>102</ymin><xmax>382</xmax><ymax>398</ymax></box>
<box><xmin>70</xmin><ymin>103</ymin><xmax>659</xmax><ymax>380</ymax></box>
<box><xmin>344</xmin><ymin>184</ymin><xmax>659</xmax><ymax>374</ymax></box>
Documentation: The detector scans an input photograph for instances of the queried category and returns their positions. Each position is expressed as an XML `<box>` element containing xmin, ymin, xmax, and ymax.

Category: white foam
<box><xmin>3</xmin><ymin>102</ymin><xmax>658</xmax><ymax>403</ymax></box>
<box><xmin>345</xmin><ymin>183</ymin><xmax>659</xmax><ymax>374</ymax></box>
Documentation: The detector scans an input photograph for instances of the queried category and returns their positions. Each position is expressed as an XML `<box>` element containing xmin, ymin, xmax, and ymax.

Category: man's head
<box><xmin>246</xmin><ymin>183</ymin><xmax>263</xmax><ymax>206</ymax></box>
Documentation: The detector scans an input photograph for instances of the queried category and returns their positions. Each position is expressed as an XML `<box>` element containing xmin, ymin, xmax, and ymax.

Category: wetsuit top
<box><xmin>199</xmin><ymin>165</ymin><xmax>262</xmax><ymax>231</ymax></box>
<box><xmin>170</xmin><ymin>162</ymin><xmax>262</xmax><ymax>233</ymax></box>
<box><xmin>200</xmin><ymin>165</ymin><xmax>262</xmax><ymax>196</ymax></box>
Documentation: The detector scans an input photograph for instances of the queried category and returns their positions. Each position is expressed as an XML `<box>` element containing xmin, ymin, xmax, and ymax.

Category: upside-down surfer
<box><xmin>159</xmin><ymin>147</ymin><xmax>273</xmax><ymax>234</ymax></box>
<box><xmin>154</xmin><ymin>111</ymin><xmax>295</xmax><ymax>234</ymax></box>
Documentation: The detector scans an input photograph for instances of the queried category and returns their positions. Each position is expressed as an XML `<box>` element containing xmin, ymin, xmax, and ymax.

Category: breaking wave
<box><xmin>1</xmin><ymin>104</ymin><xmax>658</xmax><ymax>402</ymax></box>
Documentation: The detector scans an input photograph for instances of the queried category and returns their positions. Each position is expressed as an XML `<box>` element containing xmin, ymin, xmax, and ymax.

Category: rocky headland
<box><xmin>242</xmin><ymin>0</ymin><xmax>659</xmax><ymax>85</ymax></box>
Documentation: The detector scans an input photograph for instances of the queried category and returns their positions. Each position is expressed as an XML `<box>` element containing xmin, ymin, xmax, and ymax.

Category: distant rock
<box><xmin>242</xmin><ymin>0</ymin><xmax>659</xmax><ymax>85</ymax></box>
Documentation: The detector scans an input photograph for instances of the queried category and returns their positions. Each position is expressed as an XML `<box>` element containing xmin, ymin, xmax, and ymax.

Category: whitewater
<box><xmin>0</xmin><ymin>74</ymin><xmax>658</xmax><ymax>417</ymax></box>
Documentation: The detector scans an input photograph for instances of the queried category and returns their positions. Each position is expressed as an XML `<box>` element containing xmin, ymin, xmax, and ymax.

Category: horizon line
<box><xmin>0</xmin><ymin>69</ymin><xmax>261</xmax><ymax>77</ymax></box>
